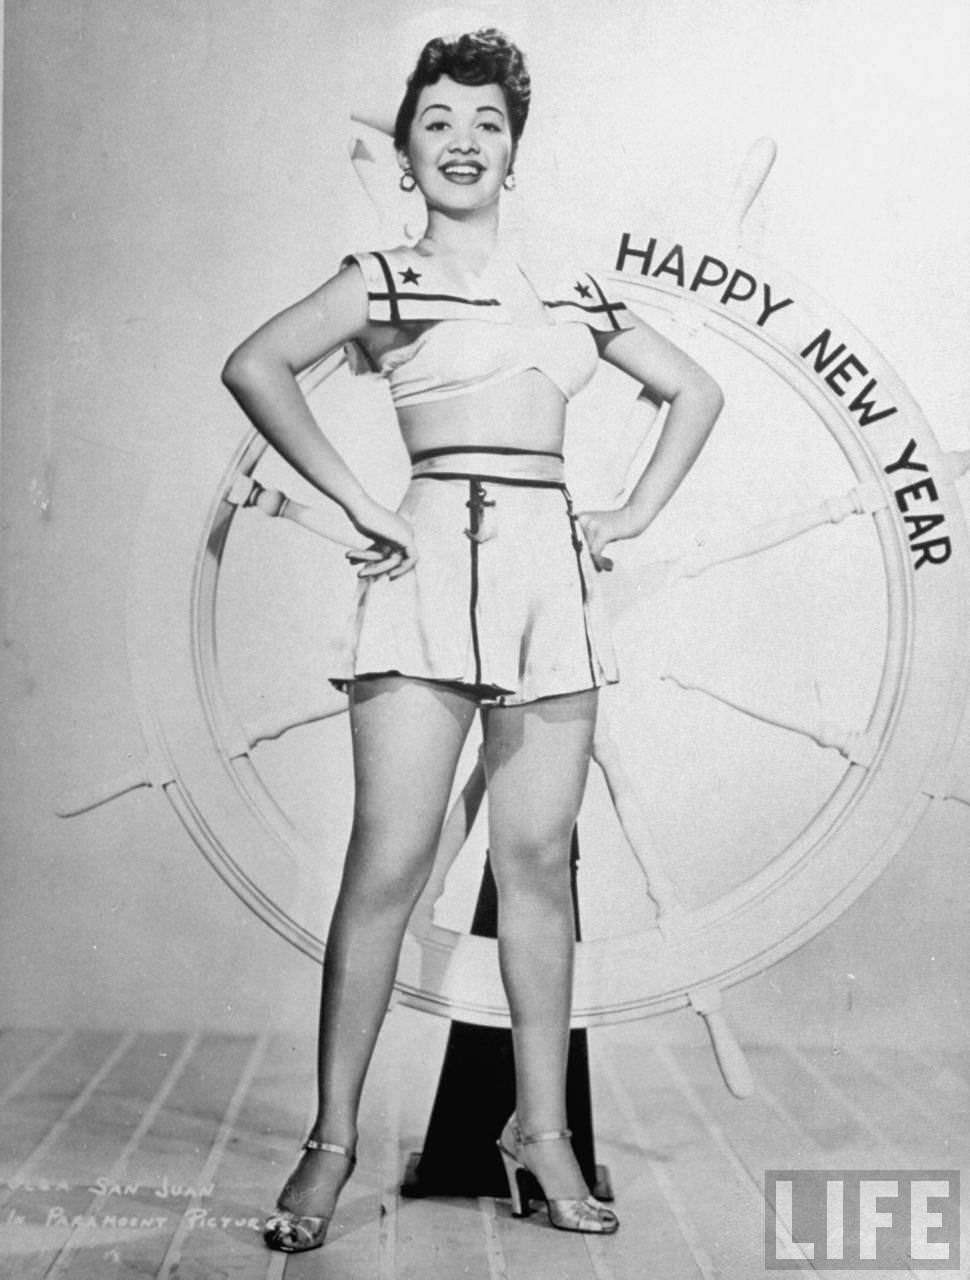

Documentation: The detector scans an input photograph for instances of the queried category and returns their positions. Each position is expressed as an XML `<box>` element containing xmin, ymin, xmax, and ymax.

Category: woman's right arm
<box><xmin>221</xmin><ymin>264</ymin><xmax>416</xmax><ymax>578</ymax></box>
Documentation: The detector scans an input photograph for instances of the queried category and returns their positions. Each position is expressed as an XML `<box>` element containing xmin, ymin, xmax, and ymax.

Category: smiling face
<box><xmin>400</xmin><ymin>76</ymin><xmax>513</xmax><ymax>214</ymax></box>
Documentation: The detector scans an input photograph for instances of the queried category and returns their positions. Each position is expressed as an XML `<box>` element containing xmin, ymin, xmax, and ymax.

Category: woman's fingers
<box><xmin>350</xmin><ymin>541</ymin><xmax>417</xmax><ymax>579</ymax></box>
<box><xmin>357</xmin><ymin>547</ymin><xmax>402</xmax><ymax>577</ymax></box>
<box><xmin>387</xmin><ymin>548</ymin><xmax>418</xmax><ymax>579</ymax></box>
<box><xmin>346</xmin><ymin>510</ymin><xmax>417</xmax><ymax>577</ymax></box>
<box><xmin>577</xmin><ymin>514</ymin><xmax>615</xmax><ymax>573</ymax></box>
<box><xmin>346</xmin><ymin>544</ymin><xmax>386</xmax><ymax>563</ymax></box>
<box><xmin>585</xmin><ymin>534</ymin><xmax>614</xmax><ymax>571</ymax></box>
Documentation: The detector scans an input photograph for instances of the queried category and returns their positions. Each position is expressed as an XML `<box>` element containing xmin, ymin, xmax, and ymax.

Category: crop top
<box><xmin>340</xmin><ymin>244</ymin><xmax>636</xmax><ymax>409</ymax></box>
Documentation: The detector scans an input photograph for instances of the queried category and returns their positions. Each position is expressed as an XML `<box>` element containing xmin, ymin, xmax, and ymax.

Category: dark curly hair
<box><xmin>393</xmin><ymin>28</ymin><xmax>531</xmax><ymax>158</ymax></box>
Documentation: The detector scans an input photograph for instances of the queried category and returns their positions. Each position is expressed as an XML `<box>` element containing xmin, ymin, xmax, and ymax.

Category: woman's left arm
<box><xmin>578</xmin><ymin>313</ymin><xmax>724</xmax><ymax>569</ymax></box>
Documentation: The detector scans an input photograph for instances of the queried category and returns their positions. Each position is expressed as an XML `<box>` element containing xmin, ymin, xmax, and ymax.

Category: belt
<box><xmin>409</xmin><ymin>445</ymin><xmax>566</xmax><ymax>485</ymax></box>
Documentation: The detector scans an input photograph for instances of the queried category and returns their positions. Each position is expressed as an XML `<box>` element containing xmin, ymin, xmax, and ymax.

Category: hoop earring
<box><xmin>400</xmin><ymin>169</ymin><xmax>417</xmax><ymax>192</ymax></box>
<box><xmin>503</xmin><ymin>172</ymin><xmax>517</xmax><ymax>192</ymax></box>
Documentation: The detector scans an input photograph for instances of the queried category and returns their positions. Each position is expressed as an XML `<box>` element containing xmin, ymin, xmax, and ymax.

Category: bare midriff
<box><xmin>395</xmin><ymin>368</ymin><xmax>568</xmax><ymax>460</ymax></box>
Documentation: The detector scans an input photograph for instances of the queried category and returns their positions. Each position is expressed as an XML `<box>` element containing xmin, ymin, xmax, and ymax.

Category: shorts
<box><xmin>330</xmin><ymin>446</ymin><xmax>620</xmax><ymax>706</ymax></box>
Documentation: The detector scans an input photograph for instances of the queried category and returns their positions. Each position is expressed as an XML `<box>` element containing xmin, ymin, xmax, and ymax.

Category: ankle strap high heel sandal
<box><xmin>496</xmin><ymin>1117</ymin><xmax>619</xmax><ymax>1235</ymax></box>
<box><xmin>263</xmin><ymin>1138</ymin><xmax>357</xmax><ymax>1254</ymax></box>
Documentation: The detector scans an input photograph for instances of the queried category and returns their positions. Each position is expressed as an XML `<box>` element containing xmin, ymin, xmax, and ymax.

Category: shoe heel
<box><xmin>497</xmin><ymin>1144</ymin><xmax>533</xmax><ymax>1218</ymax></box>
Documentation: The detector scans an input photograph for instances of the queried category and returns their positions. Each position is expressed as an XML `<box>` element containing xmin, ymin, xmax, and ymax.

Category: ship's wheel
<box><xmin>56</xmin><ymin>141</ymin><xmax>970</xmax><ymax>1095</ymax></box>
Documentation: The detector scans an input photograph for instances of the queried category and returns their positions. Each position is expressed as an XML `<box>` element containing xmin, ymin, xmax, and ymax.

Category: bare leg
<box><xmin>483</xmin><ymin>688</ymin><xmax>598</xmax><ymax>1200</ymax></box>
<box><xmin>275</xmin><ymin>676</ymin><xmax>477</xmax><ymax>1217</ymax></box>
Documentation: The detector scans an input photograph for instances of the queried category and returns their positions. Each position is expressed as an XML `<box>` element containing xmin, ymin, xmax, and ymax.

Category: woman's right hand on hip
<box><xmin>345</xmin><ymin>498</ymin><xmax>417</xmax><ymax>580</ymax></box>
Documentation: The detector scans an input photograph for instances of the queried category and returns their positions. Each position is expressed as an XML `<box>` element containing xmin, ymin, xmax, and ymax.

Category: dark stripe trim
<box><xmin>467</xmin><ymin>481</ymin><xmax>483</xmax><ymax>685</ymax></box>
<box><xmin>543</xmin><ymin>299</ymin><xmax>629</xmax><ymax>321</ymax></box>
<box><xmin>583</xmin><ymin>272</ymin><xmax>626</xmax><ymax>332</ymax></box>
<box><xmin>372</xmin><ymin>252</ymin><xmax>401</xmax><ymax>325</ymax></box>
<box><xmin>542</xmin><ymin>299</ymin><xmax>618</xmax><ymax>314</ymax></box>
<box><xmin>411</xmin><ymin>445</ymin><xmax>564</xmax><ymax>463</ymax></box>
<box><xmin>542</xmin><ymin>277</ymin><xmax>629</xmax><ymax>329</ymax></box>
<box><xmin>367</xmin><ymin>290</ymin><xmax>502</xmax><ymax>308</ymax></box>
<box><xmin>415</xmin><ymin>472</ymin><xmax>565</xmax><ymax>489</ymax></box>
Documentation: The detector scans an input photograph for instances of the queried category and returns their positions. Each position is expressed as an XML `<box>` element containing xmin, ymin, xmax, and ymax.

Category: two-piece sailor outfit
<box><xmin>331</xmin><ymin>243</ymin><xmax>637</xmax><ymax>706</ymax></box>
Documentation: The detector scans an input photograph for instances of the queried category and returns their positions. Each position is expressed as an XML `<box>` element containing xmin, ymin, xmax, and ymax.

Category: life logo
<box><xmin>764</xmin><ymin>1170</ymin><xmax>960</xmax><ymax>1269</ymax></box>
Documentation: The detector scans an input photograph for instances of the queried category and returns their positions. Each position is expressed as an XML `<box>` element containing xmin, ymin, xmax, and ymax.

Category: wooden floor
<box><xmin>0</xmin><ymin>1016</ymin><xmax>966</xmax><ymax>1279</ymax></box>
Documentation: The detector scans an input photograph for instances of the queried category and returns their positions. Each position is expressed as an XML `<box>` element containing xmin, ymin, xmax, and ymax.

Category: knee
<box><xmin>344</xmin><ymin>856</ymin><xmax>431</xmax><ymax>915</ymax></box>
<box><xmin>342</xmin><ymin>823</ymin><xmax>436</xmax><ymax>912</ymax></box>
<box><xmin>489</xmin><ymin>826</ymin><xmax>574</xmax><ymax>898</ymax></box>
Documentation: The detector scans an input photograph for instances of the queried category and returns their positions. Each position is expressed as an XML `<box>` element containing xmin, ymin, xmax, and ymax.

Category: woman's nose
<box><xmin>448</xmin><ymin>131</ymin><xmax>479</xmax><ymax>153</ymax></box>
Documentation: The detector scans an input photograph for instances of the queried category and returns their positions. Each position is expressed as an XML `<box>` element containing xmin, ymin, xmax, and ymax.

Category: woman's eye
<box><xmin>478</xmin><ymin>121</ymin><xmax>501</xmax><ymax>132</ymax></box>
<box><xmin>426</xmin><ymin>120</ymin><xmax>448</xmax><ymax>131</ymax></box>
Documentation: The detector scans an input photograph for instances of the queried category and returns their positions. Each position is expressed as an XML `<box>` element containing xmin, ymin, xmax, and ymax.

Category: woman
<box><xmin>222</xmin><ymin>28</ymin><xmax>723</xmax><ymax>1255</ymax></box>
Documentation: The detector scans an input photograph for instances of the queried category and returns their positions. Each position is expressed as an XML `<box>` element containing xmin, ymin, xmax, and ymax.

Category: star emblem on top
<box><xmin>573</xmin><ymin>280</ymin><xmax>592</xmax><ymax>299</ymax></box>
<box><xmin>399</xmin><ymin>267</ymin><xmax>422</xmax><ymax>285</ymax></box>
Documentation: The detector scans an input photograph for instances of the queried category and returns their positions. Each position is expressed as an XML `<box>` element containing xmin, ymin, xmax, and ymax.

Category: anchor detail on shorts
<box><xmin>564</xmin><ymin>494</ymin><xmax>586</xmax><ymax>555</ymax></box>
<box><xmin>465</xmin><ymin>480</ymin><xmax>498</xmax><ymax>543</ymax></box>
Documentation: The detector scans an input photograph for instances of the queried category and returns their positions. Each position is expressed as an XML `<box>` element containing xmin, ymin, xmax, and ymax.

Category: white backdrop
<box><xmin>1</xmin><ymin>0</ymin><xmax>968</xmax><ymax>1046</ymax></box>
